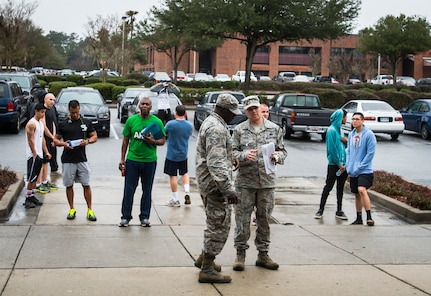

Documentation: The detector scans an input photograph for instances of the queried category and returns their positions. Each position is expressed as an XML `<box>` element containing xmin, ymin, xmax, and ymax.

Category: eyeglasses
<box><xmin>352</xmin><ymin>118</ymin><xmax>362</xmax><ymax>121</ymax></box>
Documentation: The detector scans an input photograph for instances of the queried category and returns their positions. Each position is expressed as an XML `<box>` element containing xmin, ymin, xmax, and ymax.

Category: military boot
<box><xmin>194</xmin><ymin>252</ymin><xmax>222</xmax><ymax>272</ymax></box>
<box><xmin>198</xmin><ymin>253</ymin><xmax>232</xmax><ymax>284</ymax></box>
<box><xmin>232</xmin><ymin>249</ymin><xmax>246</xmax><ymax>271</ymax></box>
<box><xmin>256</xmin><ymin>251</ymin><xmax>279</xmax><ymax>270</ymax></box>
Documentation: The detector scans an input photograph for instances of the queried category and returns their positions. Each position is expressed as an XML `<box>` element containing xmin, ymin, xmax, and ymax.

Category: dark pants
<box><xmin>157</xmin><ymin>109</ymin><xmax>171</xmax><ymax>125</ymax></box>
<box><xmin>319</xmin><ymin>164</ymin><xmax>348</xmax><ymax>212</ymax></box>
<box><xmin>121</xmin><ymin>159</ymin><xmax>157</xmax><ymax>221</ymax></box>
<box><xmin>45</xmin><ymin>137</ymin><xmax>58</xmax><ymax>171</ymax></box>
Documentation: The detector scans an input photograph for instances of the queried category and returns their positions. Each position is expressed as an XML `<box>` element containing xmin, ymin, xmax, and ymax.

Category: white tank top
<box><xmin>26</xmin><ymin>117</ymin><xmax>44</xmax><ymax>159</ymax></box>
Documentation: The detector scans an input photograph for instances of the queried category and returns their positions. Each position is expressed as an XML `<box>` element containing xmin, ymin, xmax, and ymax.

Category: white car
<box><xmin>231</xmin><ymin>71</ymin><xmax>257</xmax><ymax>82</ymax></box>
<box><xmin>194</xmin><ymin>73</ymin><xmax>211</xmax><ymax>81</ymax></box>
<box><xmin>292</xmin><ymin>75</ymin><xmax>311</xmax><ymax>83</ymax></box>
<box><xmin>214</xmin><ymin>74</ymin><xmax>231</xmax><ymax>82</ymax></box>
<box><xmin>341</xmin><ymin>100</ymin><xmax>404</xmax><ymax>140</ymax></box>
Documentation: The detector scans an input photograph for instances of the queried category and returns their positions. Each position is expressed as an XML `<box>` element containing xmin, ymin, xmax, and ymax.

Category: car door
<box><xmin>341</xmin><ymin>101</ymin><xmax>358</xmax><ymax>133</ymax></box>
<box><xmin>402</xmin><ymin>101</ymin><xmax>422</xmax><ymax>132</ymax></box>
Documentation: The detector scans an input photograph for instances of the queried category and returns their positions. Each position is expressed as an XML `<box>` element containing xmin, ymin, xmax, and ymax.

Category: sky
<box><xmin>30</xmin><ymin>0</ymin><xmax>431</xmax><ymax>38</ymax></box>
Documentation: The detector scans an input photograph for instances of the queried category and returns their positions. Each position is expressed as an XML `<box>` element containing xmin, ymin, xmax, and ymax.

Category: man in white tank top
<box><xmin>24</xmin><ymin>103</ymin><xmax>51</xmax><ymax>208</ymax></box>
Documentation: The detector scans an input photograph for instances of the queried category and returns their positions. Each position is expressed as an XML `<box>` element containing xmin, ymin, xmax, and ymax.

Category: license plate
<box><xmin>379</xmin><ymin>117</ymin><xmax>390</xmax><ymax>122</ymax></box>
<box><xmin>306</xmin><ymin>127</ymin><xmax>325</xmax><ymax>133</ymax></box>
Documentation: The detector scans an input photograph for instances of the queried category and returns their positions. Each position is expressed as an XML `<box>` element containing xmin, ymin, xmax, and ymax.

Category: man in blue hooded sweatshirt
<box><xmin>315</xmin><ymin>109</ymin><xmax>348</xmax><ymax>220</ymax></box>
<box><xmin>345</xmin><ymin>112</ymin><xmax>377</xmax><ymax>226</ymax></box>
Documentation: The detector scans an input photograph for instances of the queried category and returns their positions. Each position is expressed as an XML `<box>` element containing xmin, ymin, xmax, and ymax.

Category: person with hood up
<box><xmin>345</xmin><ymin>112</ymin><xmax>377</xmax><ymax>226</ymax></box>
<box><xmin>315</xmin><ymin>109</ymin><xmax>348</xmax><ymax>220</ymax></box>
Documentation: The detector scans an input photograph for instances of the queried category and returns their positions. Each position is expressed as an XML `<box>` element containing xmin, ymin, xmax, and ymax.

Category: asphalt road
<box><xmin>1</xmin><ymin>108</ymin><xmax>430</xmax><ymax>187</ymax></box>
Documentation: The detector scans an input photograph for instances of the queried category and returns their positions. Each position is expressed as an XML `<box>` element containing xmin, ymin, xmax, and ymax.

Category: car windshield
<box><xmin>361</xmin><ymin>102</ymin><xmax>394</xmax><ymax>111</ymax></box>
<box><xmin>58</xmin><ymin>90</ymin><xmax>104</xmax><ymax>105</ymax></box>
<box><xmin>0</xmin><ymin>75</ymin><xmax>30</xmax><ymax>88</ymax></box>
<box><xmin>125</xmin><ymin>88</ymin><xmax>144</xmax><ymax>98</ymax></box>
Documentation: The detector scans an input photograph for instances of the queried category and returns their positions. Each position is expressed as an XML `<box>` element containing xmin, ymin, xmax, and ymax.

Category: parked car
<box><xmin>85</xmin><ymin>70</ymin><xmax>119</xmax><ymax>78</ymax></box>
<box><xmin>117</xmin><ymin>87</ymin><xmax>147</xmax><ymax>123</ymax></box>
<box><xmin>370</xmin><ymin>75</ymin><xmax>394</xmax><ymax>85</ymax></box>
<box><xmin>416</xmin><ymin>77</ymin><xmax>431</xmax><ymax>85</ymax></box>
<box><xmin>313</xmin><ymin>75</ymin><xmax>332</xmax><ymax>83</ymax></box>
<box><xmin>347</xmin><ymin>78</ymin><xmax>362</xmax><ymax>84</ymax></box>
<box><xmin>148</xmin><ymin>72</ymin><xmax>171</xmax><ymax>83</ymax></box>
<box><xmin>292</xmin><ymin>75</ymin><xmax>311</xmax><ymax>83</ymax></box>
<box><xmin>214</xmin><ymin>74</ymin><xmax>231</xmax><ymax>82</ymax></box>
<box><xmin>185</xmin><ymin>73</ymin><xmax>195</xmax><ymax>82</ymax></box>
<box><xmin>257</xmin><ymin>75</ymin><xmax>271</xmax><ymax>81</ymax></box>
<box><xmin>396</xmin><ymin>76</ymin><xmax>416</xmax><ymax>86</ymax></box>
<box><xmin>340</xmin><ymin>99</ymin><xmax>404</xmax><ymax>140</ymax></box>
<box><xmin>400</xmin><ymin>99</ymin><xmax>431</xmax><ymax>139</ymax></box>
<box><xmin>276</xmin><ymin>72</ymin><xmax>296</xmax><ymax>82</ymax></box>
<box><xmin>0</xmin><ymin>72</ymin><xmax>39</xmax><ymax>95</ymax></box>
<box><xmin>170</xmin><ymin>70</ymin><xmax>186</xmax><ymax>81</ymax></box>
<box><xmin>194</xmin><ymin>91</ymin><xmax>246</xmax><ymax>133</ymax></box>
<box><xmin>55</xmin><ymin>87</ymin><xmax>111</xmax><ymax>137</ymax></box>
<box><xmin>193</xmin><ymin>73</ymin><xmax>211</xmax><ymax>81</ymax></box>
<box><xmin>127</xmin><ymin>89</ymin><xmax>185</xmax><ymax>121</ymax></box>
<box><xmin>0</xmin><ymin>79</ymin><xmax>30</xmax><ymax>133</ymax></box>
<box><xmin>231</xmin><ymin>71</ymin><xmax>257</xmax><ymax>82</ymax></box>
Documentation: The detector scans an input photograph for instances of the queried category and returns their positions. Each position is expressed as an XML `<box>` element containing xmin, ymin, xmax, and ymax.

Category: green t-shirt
<box><xmin>123</xmin><ymin>114</ymin><xmax>166</xmax><ymax>162</ymax></box>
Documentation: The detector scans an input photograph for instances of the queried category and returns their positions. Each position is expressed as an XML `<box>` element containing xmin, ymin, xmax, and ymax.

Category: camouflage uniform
<box><xmin>232</xmin><ymin>119</ymin><xmax>287</xmax><ymax>252</ymax></box>
<box><xmin>196</xmin><ymin>112</ymin><xmax>236</xmax><ymax>256</ymax></box>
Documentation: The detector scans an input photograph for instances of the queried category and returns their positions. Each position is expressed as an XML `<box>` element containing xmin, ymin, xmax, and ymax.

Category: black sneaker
<box><xmin>184</xmin><ymin>194</ymin><xmax>191</xmax><ymax>205</ymax></box>
<box><xmin>351</xmin><ymin>219</ymin><xmax>363</xmax><ymax>225</ymax></box>
<box><xmin>24</xmin><ymin>198</ymin><xmax>36</xmax><ymax>209</ymax></box>
<box><xmin>335</xmin><ymin>211</ymin><xmax>348</xmax><ymax>220</ymax></box>
<box><xmin>27</xmin><ymin>195</ymin><xmax>43</xmax><ymax>206</ymax></box>
<box><xmin>314</xmin><ymin>209</ymin><xmax>323</xmax><ymax>219</ymax></box>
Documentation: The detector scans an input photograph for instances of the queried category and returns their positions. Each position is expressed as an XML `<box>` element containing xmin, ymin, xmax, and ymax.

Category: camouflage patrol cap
<box><xmin>243</xmin><ymin>95</ymin><xmax>260</xmax><ymax>110</ymax></box>
<box><xmin>216</xmin><ymin>93</ymin><xmax>241</xmax><ymax>115</ymax></box>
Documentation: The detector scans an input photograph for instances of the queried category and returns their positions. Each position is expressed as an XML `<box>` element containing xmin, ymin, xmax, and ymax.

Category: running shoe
<box><xmin>67</xmin><ymin>208</ymin><xmax>76</xmax><ymax>220</ymax></box>
<box><xmin>46</xmin><ymin>182</ymin><xmax>58</xmax><ymax>190</ymax></box>
<box><xmin>165</xmin><ymin>199</ymin><xmax>180</xmax><ymax>207</ymax></box>
<box><xmin>87</xmin><ymin>209</ymin><xmax>97</xmax><ymax>222</ymax></box>
<box><xmin>118</xmin><ymin>219</ymin><xmax>130</xmax><ymax>227</ymax></box>
<box><xmin>335</xmin><ymin>211</ymin><xmax>348</xmax><ymax>220</ymax></box>
<box><xmin>141</xmin><ymin>219</ymin><xmax>151</xmax><ymax>227</ymax></box>
<box><xmin>35</xmin><ymin>184</ymin><xmax>50</xmax><ymax>194</ymax></box>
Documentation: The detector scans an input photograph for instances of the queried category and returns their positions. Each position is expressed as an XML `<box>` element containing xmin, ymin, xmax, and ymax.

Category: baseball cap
<box><xmin>216</xmin><ymin>93</ymin><xmax>241</xmax><ymax>115</ymax></box>
<box><xmin>243</xmin><ymin>95</ymin><xmax>260</xmax><ymax>110</ymax></box>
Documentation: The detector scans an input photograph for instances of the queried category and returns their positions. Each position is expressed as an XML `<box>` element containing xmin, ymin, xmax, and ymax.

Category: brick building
<box><xmin>139</xmin><ymin>35</ymin><xmax>431</xmax><ymax>82</ymax></box>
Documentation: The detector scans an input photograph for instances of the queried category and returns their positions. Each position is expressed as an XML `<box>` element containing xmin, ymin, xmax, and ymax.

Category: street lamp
<box><xmin>121</xmin><ymin>16</ymin><xmax>127</xmax><ymax>76</ymax></box>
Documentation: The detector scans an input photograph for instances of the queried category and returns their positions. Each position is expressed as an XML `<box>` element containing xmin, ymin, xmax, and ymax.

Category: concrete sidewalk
<box><xmin>1</xmin><ymin>175</ymin><xmax>431</xmax><ymax>295</ymax></box>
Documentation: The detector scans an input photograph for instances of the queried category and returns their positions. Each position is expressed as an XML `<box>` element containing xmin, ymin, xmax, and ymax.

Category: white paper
<box><xmin>262</xmin><ymin>142</ymin><xmax>276</xmax><ymax>174</ymax></box>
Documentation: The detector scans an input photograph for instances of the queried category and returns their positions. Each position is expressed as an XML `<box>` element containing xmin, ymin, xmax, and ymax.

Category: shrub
<box><xmin>48</xmin><ymin>81</ymin><xmax>77</xmax><ymax>96</ymax></box>
<box><xmin>374</xmin><ymin>90</ymin><xmax>414</xmax><ymax>109</ymax></box>
<box><xmin>112</xmin><ymin>86</ymin><xmax>127</xmax><ymax>101</ymax></box>
<box><xmin>372</xmin><ymin>170</ymin><xmax>431</xmax><ymax>210</ymax></box>
<box><xmin>303</xmin><ymin>88</ymin><xmax>346</xmax><ymax>109</ymax></box>
<box><xmin>65</xmin><ymin>74</ymin><xmax>84</xmax><ymax>85</ymax></box>
<box><xmin>85</xmin><ymin>77</ymin><xmax>102</xmax><ymax>84</ymax></box>
<box><xmin>126</xmin><ymin>73</ymin><xmax>147</xmax><ymax>84</ymax></box>
<box><xmin>85</xmin><ymin>82</ymin><xmax>117</xmax><ymax>100</ymax></box>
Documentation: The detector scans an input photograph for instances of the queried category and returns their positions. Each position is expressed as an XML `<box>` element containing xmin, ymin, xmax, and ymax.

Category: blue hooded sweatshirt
<box><xmin>345</xmin><ymin>124</ymin><xmax>376</xmax><ymax>177</ymax></box>
<box><xmin>326</xmin><ymin>109</ymin><xmax>346</xmax><ymax>166</ymax></box>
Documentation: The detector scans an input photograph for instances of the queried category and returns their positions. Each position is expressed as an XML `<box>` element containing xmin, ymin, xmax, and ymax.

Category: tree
<box><xmin>0</xmin><ymin>0</ymin><xmax>38</xmax><ymax>68</ymax></box>
<box><xmin>183</xmin><ymin>0</ymin><xmax>360</xmax><ymax>89</ymax></box>
<box><xmin>136</xmin><ymin>0</ymin><xmax>222</xmax><ymax>83</ymax></box>
<box><xmin>359</xmin><ymin>14</ymin><xmax>431</xmax><ymax>78</ymax></box>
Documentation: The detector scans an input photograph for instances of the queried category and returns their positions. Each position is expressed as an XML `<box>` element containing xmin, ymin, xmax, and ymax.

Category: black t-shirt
<box><xmin>44</xmin><ymin>106</ymin><xmax>57</xmax><ymax>135</ymax></box>
<box><xmin>57</xmin><ymin>117</ymin><xmax>95</xmax><ymax>163</ymax></box>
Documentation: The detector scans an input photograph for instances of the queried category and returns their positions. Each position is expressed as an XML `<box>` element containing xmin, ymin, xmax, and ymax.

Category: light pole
<box><xmin>377</xmin><ymin>53</ymin><xmax>381</xmax><ymax>77</ymax></box>
<box><xmin>121</xmin><ymin>16</ymin><xmax>127</xmax><ymax>76</ymax></box>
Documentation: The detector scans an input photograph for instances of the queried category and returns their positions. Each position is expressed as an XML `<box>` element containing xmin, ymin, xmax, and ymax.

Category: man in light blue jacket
<box><xmin>345</xmin><ymin>112</ymin><xmax>377</xmax><ymax>226</ymax></box>
<box><xmin>315</xmin><ymin>109</ymin><xmax>348</xmax><ymax>220</ymax></box>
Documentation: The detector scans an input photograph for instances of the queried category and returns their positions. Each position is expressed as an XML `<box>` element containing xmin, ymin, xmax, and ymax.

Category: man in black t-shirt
<box><xmin>54</xmin><ymin>100</ymin><xmax>98</xmax><ymax>222</ymax></box>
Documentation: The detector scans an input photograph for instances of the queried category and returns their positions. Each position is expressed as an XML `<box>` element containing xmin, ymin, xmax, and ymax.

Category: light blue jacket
<box><xmin>326</xmin><ymin>109</ymin><xmax>346</xmax><ymax>166</ymax></box>
<box><xmin>345</xmin><ymin>125</ymin><xmax>376</xmax><ymax>177</ymax></box>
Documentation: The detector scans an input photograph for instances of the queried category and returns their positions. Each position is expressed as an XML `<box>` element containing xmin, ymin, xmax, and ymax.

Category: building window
<box><xmin>253</xmin><ymin>45</ymin><xmax>270</xmax><ymax>64</ymax></box>
<box><xmin>278</xmin><ymin>46</ymin><xmax>321</xmax><ymax>65</ymax></box>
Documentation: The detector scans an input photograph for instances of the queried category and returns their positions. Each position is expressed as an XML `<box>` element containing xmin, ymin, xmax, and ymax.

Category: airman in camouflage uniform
<box><xmin>232</xmin><ymin>96</ymin><xmax>287</xmax><ymax>271</ymax></box>
<box><xmin>195</xmin><ymin>93</ymin><xmax>240</xmax><ymax>284</ymax></box>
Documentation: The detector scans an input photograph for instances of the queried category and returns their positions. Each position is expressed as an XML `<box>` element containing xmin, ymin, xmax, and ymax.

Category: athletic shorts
<box><xmin>350</xmin><ymin>173</ymin><xmax>374</xmax><ymax>193</ymax></box>
<box><xmin>62</xmin><ymin>162</ymin><xmax>91</xmax><ymax>187</ymax></box>
<box><xmin>27</xmin><ymin>155</ymin><xmax>43</xmax><ymax>183</ymax></box>
<box><xmin>164</xmin><ymin>158</ymin><xmax>188</xmax><ymax>176</ymax></box>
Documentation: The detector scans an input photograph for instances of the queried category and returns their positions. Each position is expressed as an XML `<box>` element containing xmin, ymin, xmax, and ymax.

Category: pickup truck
<box><xmin>194</xmin><ymin>91</ymin><xmax>247</xmax><ymax>133</ymax></box>
<box><xmin>269</xmin><ymin>93</ymin><xmax>333</xmax><ymax>140</ymax></box>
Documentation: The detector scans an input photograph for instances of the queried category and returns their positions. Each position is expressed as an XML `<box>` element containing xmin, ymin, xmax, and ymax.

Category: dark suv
<box><xmin>0</xmin><ymin>80</ymin><xmax>30</xmax><ymax>133</ymax></box>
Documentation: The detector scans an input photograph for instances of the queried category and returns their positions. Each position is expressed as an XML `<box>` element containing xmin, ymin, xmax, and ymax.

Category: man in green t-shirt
<box><xmin>118</xmin><ymin>96</ymin><xmax>166</xmax><ymax>227</ymax></box>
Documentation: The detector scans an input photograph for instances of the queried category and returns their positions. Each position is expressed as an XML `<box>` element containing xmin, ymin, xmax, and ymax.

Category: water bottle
<box><xmin>336</xmin><ymin>169</ymin><xmax>342</xmax><ymax>177</ymax></box>
<box><xmin>68</xmin><ymin>139</ymin><xmax>82</xmax><ymax>147</ymax></box>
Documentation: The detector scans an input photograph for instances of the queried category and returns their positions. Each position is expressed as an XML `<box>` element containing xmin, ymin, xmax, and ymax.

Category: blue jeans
<box><xmin>121</xmin><ymin>159</ymin><xmax>157</xmax><ymax>221</ymax></box>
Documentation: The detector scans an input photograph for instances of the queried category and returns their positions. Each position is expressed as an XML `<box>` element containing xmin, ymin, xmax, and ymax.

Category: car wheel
<box><xmin>321</xmin><ymin>132</ymin><xmax>326</xmax><ymax>141</ymax></box>
<box><xmin>283</xmin><ymin>121</ymin><xmax>292</xmax><ymax>139</ymax></box>
<box><xmin>421</xmin><ymin>124</ymin><xmax>430</xmax><ymax>140</ymax></box>
<box><xmin>193</xmin><ymin>115</ymin><xmax>201</xmax><ymax>130</ymax></box>
<box><xmin>390</xmin><ymin>133</ymin><xmax>399</xmax><ymax>141</ymax></box>
<box><xmin>9</xmin><ymin>119</ymin><xmax>19</xmax><ymax>134</ymax></box>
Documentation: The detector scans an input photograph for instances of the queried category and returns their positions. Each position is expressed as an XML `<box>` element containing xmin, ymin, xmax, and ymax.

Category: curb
<box><xmin>0</xmin><ymin>172</ymin><xmax>24</xmax><ymax>221</ymax></box>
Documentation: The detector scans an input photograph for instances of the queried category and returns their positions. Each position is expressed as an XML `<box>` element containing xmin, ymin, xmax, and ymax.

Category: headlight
<box><xmin>98</xmin><ymin>112</ymin><xmax>110</xmax><ymax>119</ymax></box>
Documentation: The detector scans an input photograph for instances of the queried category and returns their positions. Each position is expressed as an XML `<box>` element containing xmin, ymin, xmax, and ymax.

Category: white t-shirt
<box><xmin>26</xmin><ymin>117</ymin><xmax>44</xmax><ymax>159</ymax></box>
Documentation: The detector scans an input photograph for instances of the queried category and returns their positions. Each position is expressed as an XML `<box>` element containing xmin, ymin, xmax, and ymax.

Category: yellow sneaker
<box><xmin>87</xmin><ymin>209</ymin><xmax>97</xmax><ymax>222</ymax></box>
<box><xmin>67</xmin><ymin>208</ymin><xmax>76</xmax><ymax>220</ymax></box>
